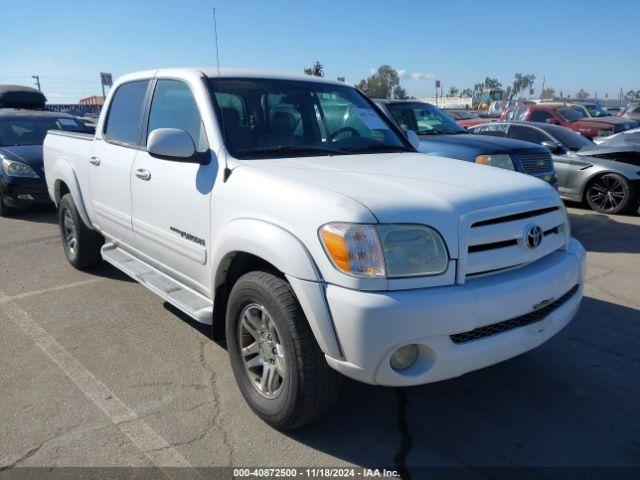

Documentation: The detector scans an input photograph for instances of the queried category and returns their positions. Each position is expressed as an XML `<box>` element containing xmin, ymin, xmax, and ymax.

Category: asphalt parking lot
<box><xmin>0</xmin><ymin>206</ymin><xmax>639</xmax><ymax>476</ymax></box>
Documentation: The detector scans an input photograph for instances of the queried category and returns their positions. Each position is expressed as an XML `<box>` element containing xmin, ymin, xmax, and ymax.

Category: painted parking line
<box><xmin>0</xmin><ymin>286</ymin><xmax>201</xmax><ymax>479</ymax></box>
<box><xmin>0</xmin><ymin>278</ymin><xmax>106</xmax><ymax>305</ymax></box>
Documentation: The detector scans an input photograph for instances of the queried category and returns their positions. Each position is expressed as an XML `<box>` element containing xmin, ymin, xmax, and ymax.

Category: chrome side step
<box><xmin>101</xmin><ymin>243</ymin><xmax>213</xmax><ymax>325</ymax></box>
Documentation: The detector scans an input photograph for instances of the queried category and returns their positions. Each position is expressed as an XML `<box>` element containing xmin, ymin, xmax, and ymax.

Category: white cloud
<box><xmin>396</xmin><ymin>69</ymin><xmax>407</xmax><ymax>79</ymax></box>
<box><xmin>370</xmin><ymin>68</ymin><xmax>377</xmax><ymax>75</ymax></box>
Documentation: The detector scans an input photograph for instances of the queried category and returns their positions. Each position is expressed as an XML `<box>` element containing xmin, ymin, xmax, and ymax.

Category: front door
<box><xmin>130</xmin><ymin>78</ymin><xmax>215</xmax><ymax>294</ymax></box>
<box><xmin>88</xmin><ymin>79</ymin><xmax>150</xmax><ymax>245</ymax></box>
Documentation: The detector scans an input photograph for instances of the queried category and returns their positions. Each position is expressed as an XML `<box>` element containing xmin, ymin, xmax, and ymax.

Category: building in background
<box><xmin>79</xmin><ymin>95</ymin><xmax>104</xmax><ymax>105</ymax></box>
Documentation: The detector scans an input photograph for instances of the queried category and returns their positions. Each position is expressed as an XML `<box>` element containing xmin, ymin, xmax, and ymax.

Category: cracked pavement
<box><xmin>0</xmin><ymin>206</ymin><xmax>639</xmax><ymax>474</ymax></box>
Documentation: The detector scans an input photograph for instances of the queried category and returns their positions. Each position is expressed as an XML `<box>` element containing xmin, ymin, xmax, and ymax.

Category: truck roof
<box><xmin>119</xmin><ymin>67</ymin><xmax>347</xmax><ymax>87</ymax></box>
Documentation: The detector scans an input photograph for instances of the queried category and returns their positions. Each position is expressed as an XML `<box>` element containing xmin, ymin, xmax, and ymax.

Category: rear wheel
<box><xmin>226</xmin><ymin>271</ymin><xmax>341</xmax><ymax>429</ymax></box>
<box><xmin>58</xmin><ymin>194</ymin><xmax>103</xmax><ymax>269</ymax></box>
<box><xmin>585</xmin><ymin>173</ymin><xmax>634</xmax><ymax>214</ymax></box>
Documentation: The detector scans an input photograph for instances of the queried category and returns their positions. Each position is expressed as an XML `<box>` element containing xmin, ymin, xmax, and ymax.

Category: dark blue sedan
<box><xmin>374</xmin><ymin>99</ymin><xmax>557</xmax><ymax>185</ymax></box>
<box><xmin>0</xmin><ymin>109</ymin><xmax>89</xmax><ymax>216</ymax></box>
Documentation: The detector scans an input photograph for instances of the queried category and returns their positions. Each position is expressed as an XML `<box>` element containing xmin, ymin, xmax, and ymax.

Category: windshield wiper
<box><xmin>346</xmin><ymin>143</ymin><xmax>414</xmax><ymax>153</ymax></box>
<box><xmin>235</xmin><ymin>145</ymin><xmax>349</xmax><ymax>157</ymax></box>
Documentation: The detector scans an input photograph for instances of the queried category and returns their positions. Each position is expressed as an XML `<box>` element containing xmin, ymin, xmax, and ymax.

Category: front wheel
<box><xmin>585</xmin><ymin>173</ymin><xmax>635</xmax><ymax>214</ymax></box>
<box><xmin>226</xmin><ymin>271</ymin><xmax>341</xmax><ymax>429</ymax></box>
<box><xmin>58</xmin><ymin>194</ymin><xmax>103</xmax><ymax>269</ymax></box>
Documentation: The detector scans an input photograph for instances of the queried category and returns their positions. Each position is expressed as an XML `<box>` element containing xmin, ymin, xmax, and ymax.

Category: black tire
<box><xmin>58</xmin><ymin>193</ymin><xmax>103</xmax><ymax>269</ymax></box>
<box><xmin>585</xmin><ymin>173</ymin><xmax>635</xmax><ymax>214</ymax></box>
<box><xmin>226</xmin><ymin>271</ymin><xmax>341</xmax><ymax>429</ymax></box>
<box><xmin>0</xmin><ymin>190</ymin><xmax>13</xmax><ymax>217</ymax></box>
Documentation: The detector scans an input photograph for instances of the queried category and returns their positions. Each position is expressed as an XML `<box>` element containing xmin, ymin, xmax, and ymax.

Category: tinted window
<box><xmin>557</xmin><ymin>107</ymin><xmax>587</xmax><ymax>122</ymax></box>
<box><xmin>508</xmin><ymin>125</ymin><xmax>549</xmax><ymax>144</ymax></box>
<box><xmin>104</xmin><ymin>80</ymin><xmax>149</xmax><ymax>145</ymax></box>
<box><xmin>147</xmin><ymin>80</ymin><xmax>207</xmax><ymax>150</ymax></box>
<box><xmin>0</xmin><ymin>116</ymin><xmax>89</xmax><ymax>147</ymax></box>
<box><xmin>529</xmin><ymin>110</ymin><xmax>553</xmax><ymax>122</ymax></box>
<box><xmin>551</xmin><ymin>127</ymin><xmax>594</xmax><ymax>151</ymax></box>
<box><xmin>209</xmin><ymin>78</ymin><xmax>407</xmax><ymax>159</ymax></box>
<box><xmin>385</xmin><ymin>102</ymin><xmax>465</xmax><ymax>135</ymax></box>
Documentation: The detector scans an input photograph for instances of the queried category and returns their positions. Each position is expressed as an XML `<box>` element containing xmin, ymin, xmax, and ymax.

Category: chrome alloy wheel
<box><xmin>587</xmin><ymin>175</ymin><xmax>626</xmax><ymax>212</ymax></box>
<box><xmin>238</xmin><ymin>303</ymin><xmax>286</xmax><ymax>398</ymax></box>
<box><xmin>62</xmin><ymin>208</ymin><xmax>78</xmax><ymax>257</ymax></box>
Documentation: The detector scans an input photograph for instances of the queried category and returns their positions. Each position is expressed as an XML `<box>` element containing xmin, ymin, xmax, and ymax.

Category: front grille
<box><xmin>514</xmin><ymin>151</ymin><xmax>554</xmax><ymax>175</ymax></box>
<box><xmin>450</xmin><ymin>284</ymin><xmax>579</xmax><ymax>344</ymax></box>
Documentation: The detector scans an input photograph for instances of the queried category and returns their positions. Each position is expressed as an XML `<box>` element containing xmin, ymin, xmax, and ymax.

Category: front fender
<box><xmin>211</xmin><ymin>219</ymin><xmax>344</xmax><ymax>359</ymax></box>
<box><xmin>212</xmin><ymin>218</ymin><xmax>321</xmax><ymax>285</ymax></box>
<box><xmin>48</xmin><ymin>159</ymin><xmax>92</xmax><ymax>228</ymax></box>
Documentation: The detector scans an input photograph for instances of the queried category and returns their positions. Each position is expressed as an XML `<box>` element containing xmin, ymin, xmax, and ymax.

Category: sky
<box><xmin>1</xmin><ymin>0</ymin><xmax>638</xmax><ymax>103</ymax></box>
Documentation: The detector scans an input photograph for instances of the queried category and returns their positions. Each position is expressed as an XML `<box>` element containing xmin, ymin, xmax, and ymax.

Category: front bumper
<box><xmin>0</xmin><ymin>176</ymin><xmax>52</xmax><ymax>207</ymax></box>
<box><xmin>324</xmin><ymin>238</ymin><xmax>585</xmax><ymax>386</ymax></box>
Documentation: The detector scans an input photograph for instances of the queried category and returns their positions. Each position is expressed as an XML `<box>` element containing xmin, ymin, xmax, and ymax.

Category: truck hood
<box><xmin>419</xmin><ymin>133</ymin><xmax>546</xmax><ymax>153</ymax></box>
<box><xmin>0</xmin><ymin>144</ymin><xmax>44</xmax><ymax>168</ymax></box>
<box><xmin>240</xmin><ymin>152</ymin><xmax>559</xmax><ymax>256</ymax></box>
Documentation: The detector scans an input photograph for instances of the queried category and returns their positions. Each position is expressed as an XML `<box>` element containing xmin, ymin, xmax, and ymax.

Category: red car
<box><xmin>443</xmin><ymin>109</ymin><xmax>494</xmax><ymax>128</ymax></box>
<box><xmin>500</xmin><ymin>103</ymin><xmax>615</xmax><ymax>139</ymax></box>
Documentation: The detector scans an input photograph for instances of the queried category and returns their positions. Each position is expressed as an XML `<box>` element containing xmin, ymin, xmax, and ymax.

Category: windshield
<box><xmin>557</xmin><ymin>107</ymin><xmax>587</xmax><ymax>123</ymax></box>
<box><xmin>0</xmin><ymin>116</ymin><xmax>89</xmax><ymax>147</ymax></box>
<box><xmin>584</xmin><ymin>104</ymin><xmax>610</xmax><ymax>117</ymax></box>
<box><xmin>207</xmin><ymin>78</ymin><xmax>410</xmax><ymax>159</ymax></box>
<box><xmin>552</xmin><ymin>127</ymin><xmax>595</xmax><ymax>151</ymax></box>
<box><xmin>385</xmin><ymin>102</ymin><xmax>466</xmax><ymax>135</ymax></box>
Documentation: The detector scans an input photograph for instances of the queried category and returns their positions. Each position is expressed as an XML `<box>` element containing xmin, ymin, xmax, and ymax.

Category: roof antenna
<box><xmin>213</xmin><ymin>7</ymin><xmax>231</xmax><ymax>181</ymax></box>
<box><xmin>213</xmin><ymin>8</ymin><xmax>222</xmax><ymax>80</ymax></box>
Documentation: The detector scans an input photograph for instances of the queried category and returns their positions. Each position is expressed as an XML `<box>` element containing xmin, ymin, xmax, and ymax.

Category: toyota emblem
<box><xmin>524</xmin><ymin>224</ymin><xmax>543</xmax><ymax>249</ymax></box>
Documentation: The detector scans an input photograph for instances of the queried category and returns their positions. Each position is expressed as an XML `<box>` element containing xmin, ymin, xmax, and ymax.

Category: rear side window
<box><xmin>530</xmin><ymin>110</ymin><xmax>553</xmax><ymax>122</ymax></box>
<box><xmin>103</xmin><ymin>80</ymin><xmax>150</xmax><ymax>146</ymax></box>
<box><xmin>147</xmin><ymin>80</ymin><xmax>208</xmax><ymax>151</ymax></box>
<box><xmin>508</xmin><ymin>125</ymin><xmax>549</xmax><ymax>144</ymax></box>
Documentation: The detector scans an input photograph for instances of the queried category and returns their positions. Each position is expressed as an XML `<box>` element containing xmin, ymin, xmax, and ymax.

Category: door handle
<box><xmin>135</xmin><ymin>169</ymin><xmax>151</xmax><ymax>181</ymax></box>
<box><xmin>89</xmin><ymin>156</ymin><xmax>101</xmax><ymax>166</ymax></box>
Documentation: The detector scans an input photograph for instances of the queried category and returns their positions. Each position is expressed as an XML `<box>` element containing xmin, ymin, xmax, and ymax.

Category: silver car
<box><xmin>471</xmin><ymin>121</ymin><xmax>640</xmax><ymax>215</ymax></box>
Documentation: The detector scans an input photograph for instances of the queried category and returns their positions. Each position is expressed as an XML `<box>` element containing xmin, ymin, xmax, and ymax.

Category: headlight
<box><xmin>319</xmin><ymin>223</ymin><xmax>448</xmax><ymax>278</ymax></box>
<box><xmin>474</xmin><ymin>154</ymin><xmax>515</xmax><ymax>170</ymax></box>
<box><xmin>596</xmin><ymin>129</ymin><xmax>614</xmax><ymax>137</ymax></box>
<box><xmin>2</xmin><ymin>158</ymin><xmax>39</xmax><ymax>178</ymax></box>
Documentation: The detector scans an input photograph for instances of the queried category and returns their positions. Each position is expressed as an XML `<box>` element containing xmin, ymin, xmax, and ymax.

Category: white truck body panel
<box><xmin>44</xmin><ymin>68</ymin><xmax>585</xmax><ymax>387</ymax></box>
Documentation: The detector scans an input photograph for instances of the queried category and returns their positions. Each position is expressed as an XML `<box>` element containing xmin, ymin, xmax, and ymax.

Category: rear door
<box><xmin>130</xmin><ymin>78</ymin><xmax>214</xmax><ymax>293</ymax></box>
<box><xmin>88</xmin><ymin>80</ymin><xmax>150</xmax><ymax>245</ymax></box>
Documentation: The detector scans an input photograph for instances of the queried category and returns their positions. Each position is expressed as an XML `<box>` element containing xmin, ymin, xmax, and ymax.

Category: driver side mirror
<box><xmin>147</xmin><ymin>128</ymin><xmax>203</xmax><ymax>163</ymax></box>
<box><xmin>541</xmin><ymin>140</ymin><xmax>562</xmax><ymax>154</ymax></box>
<box><xmin>406</xmin><ymin>130</ymin><xmax>420</xmax><ymax>150</ymax></box>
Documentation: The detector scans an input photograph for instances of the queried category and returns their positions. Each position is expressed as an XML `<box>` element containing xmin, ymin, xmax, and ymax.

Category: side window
<box><xmin>530</xmin><ymin>110</ymin><xmax>553</xmax><ymax>123</ymax></box>
<box><xmin>104</xmin><ymin>80</ymin><xmax>150</xmax><ymax>146</ymax></box>
<box><xmin>147</xmin><ymin>80</ymin><xmax>208</xmax><ymax>151</ymax></box>
<box><xmin>508</xmin><ymin>126</ymin><xmax>549</xmax><ymax>145</ymax></box>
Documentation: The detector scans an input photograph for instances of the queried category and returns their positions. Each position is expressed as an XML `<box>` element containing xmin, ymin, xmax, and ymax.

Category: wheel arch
<box><xmin>51</xmin><ymin>160</ymin><xmax>92</xmax><ymax>228</ymax></box>
<box><xmin>210</xmin><ymin>219</ymin><xmax>342</xmax><ymax>358</ymax></box>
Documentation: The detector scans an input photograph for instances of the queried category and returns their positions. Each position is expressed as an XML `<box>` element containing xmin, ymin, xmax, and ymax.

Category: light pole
<box><xmin>32</xmin><ymin>75</ymin><xmax>41</xmax><ymax>91</ymax></box>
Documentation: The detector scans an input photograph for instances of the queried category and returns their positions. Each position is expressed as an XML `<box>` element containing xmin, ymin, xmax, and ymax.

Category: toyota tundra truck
<box><xmin>44</xmin><ymin>68</ymin><xmax>585</xmax><ymax>429</ymax></box>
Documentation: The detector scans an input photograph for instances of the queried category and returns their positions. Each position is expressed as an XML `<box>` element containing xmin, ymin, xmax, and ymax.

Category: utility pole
<box><xmin>541</xmin><ymin>76</ymin><xmax>545</xmax><ymax>98</ymax></box>
<box><xmin>32</xmin><ymin>75</ymin><xmax>41</xmax><ymax>91</ymax></box>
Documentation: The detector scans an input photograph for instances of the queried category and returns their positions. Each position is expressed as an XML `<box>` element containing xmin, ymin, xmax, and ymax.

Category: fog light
<box><xmin>390</xmin><ymin>344</ymin><xmax>419</xmax><ymax>371</ymax></box>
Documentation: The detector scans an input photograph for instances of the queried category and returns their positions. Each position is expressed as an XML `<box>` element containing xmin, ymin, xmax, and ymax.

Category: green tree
<box><xmin>541</xmin><ymin>87</ymin><xmax>556</xmax><ymax>100</ymax></box>
<box><xmin>512</xmin><ymin>73</ymin><xmax>536</xmax><ymax>97</ymax></box>
<box><xmin>304</xmin><ymin>61</ymin><xmax>324</xmax><ymax>77</ymax></box>
<box><xmin>460</xmin><ymin>88</ymin><xmax>473</xmax><ymax>98</ymax></box>
<box><xmin>447</xmin><ymin>86</ymin><xmax>459</xmax><ymax>97</ymax></box>
<box><xmin>624</xmin><ymin>90</ymin><xmax>640</xmax><ymax>100</ymax></box>
<box><xmin>575</xmin><ymin>88</ymin><xmax>589</xmax><ymax>100</ymax></box>
<box><xmin>356</xmin><ymin>65</ymin><xmax>407</xmax><ymax>99</ymax></box>
<box><xmin>483</xmin><ymin>77</ymin><xmax>502</xmax><ymax>89</ymax></box>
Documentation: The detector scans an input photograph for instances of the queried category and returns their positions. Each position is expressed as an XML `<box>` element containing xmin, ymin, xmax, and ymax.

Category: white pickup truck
<box><xmin>44</xmin><ymin>68</ymin><xmax>585</xmax><ymax>429</ymax></box>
